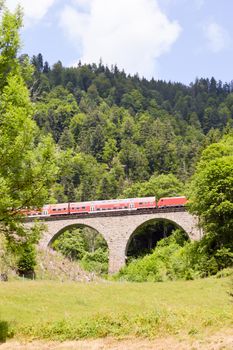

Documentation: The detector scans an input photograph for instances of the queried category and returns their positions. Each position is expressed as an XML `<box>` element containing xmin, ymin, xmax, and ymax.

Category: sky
<box><xmin>5</xmin><ymin>0</ymin><xmax>233</xmax><ymax>84</ymax></box>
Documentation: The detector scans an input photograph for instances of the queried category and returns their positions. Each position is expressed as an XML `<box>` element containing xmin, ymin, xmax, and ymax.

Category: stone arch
<box><xmin>125</xmin><ymin>217</ymin><xmax>189</xmax><ymax>256</ymax></box>
<box><xmin>47</xmin><ymin>222</ymin><xmax>109</xmax><ymax>249</ymax></box>
<box><xmin>36</xmin><ymin>217</ymin><xmax>115</xmax><ymax>250</ymax></box>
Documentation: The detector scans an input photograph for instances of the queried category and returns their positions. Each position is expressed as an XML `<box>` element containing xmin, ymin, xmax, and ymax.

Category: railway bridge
<box><xmin>25</xmin><ymin>208</ymin><xmax>202</xmax><ymax>274</ymax></box>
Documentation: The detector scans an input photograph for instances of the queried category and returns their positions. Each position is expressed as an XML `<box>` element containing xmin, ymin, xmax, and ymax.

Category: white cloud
<box><xmin>60</xmin><ymin>0</ymin><xmax>181</xmax><ymax>78</ymax></box>
<box><xmin>204</xmin><ymin>21</ymin><xmax>231</xmax><ymax>53</ymax></box>
<box><xmin>6</xmin><ymin>0</ymin><xmax>56</xmax><ymax>26</ymax></box>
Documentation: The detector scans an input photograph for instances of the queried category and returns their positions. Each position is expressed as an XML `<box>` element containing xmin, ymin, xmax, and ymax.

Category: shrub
<box><xmin>117</xmin><ymin>230</ymin><xmax>232</xmax><ymax>282</ymax></box>
<box><xmin>0</xmin><ymin>321</ymin><xmax>10</xmax><ymax>342</ymax></box>
<box><xmin>80</xmin><ymin>248</ymin><xmax>108</xmax><ymax>274</ymax></box>
<box><xmin>17</xmin><ymin>243</ymin><xmax>37</xmax><ymax>278</ymax></box>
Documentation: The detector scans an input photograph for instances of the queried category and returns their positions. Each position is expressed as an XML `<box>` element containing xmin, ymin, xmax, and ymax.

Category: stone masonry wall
<box><xmin>25</xmin><ymin>211</ymin><xmax>202</xmax><ymax>274</ymax></box>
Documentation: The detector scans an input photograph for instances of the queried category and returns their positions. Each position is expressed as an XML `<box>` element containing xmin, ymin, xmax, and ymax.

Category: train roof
<box><xmin>159</xmin><ymin>196</ymin><xmax>186</xmax><ymax>200</ymax></box>
<box><xmin>45</xmin><ymin>197</ymin><xmax>156</xmax><ymax>207</ymax></box>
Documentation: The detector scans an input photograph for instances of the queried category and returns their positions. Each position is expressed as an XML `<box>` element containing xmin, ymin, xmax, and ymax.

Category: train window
<box><xmin>82</xmin><ymin>206</ymin><xmax>85</xmax><ymax>209</ymax></box>
<box><xmin>76</xmin><ymin>207</ymin><xmax>80</xmax><ymax>210</ymax></box>
<box><xmin>139</xmin><ymin>202</ymin><xmax>143</xmax><ymax>205</ymax></box>
<box><xmin>52</xmin><ymin>209</ymin><xmax>56</xmax><ymax>211</ymax></box>
<box><xmin>97</xmin><ymin>208</ymin><xmax>100</xmax><ymax>211</ymax></box>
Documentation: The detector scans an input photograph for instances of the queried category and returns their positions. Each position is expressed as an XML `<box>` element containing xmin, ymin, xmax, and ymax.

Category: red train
<box><xmin>24</xmin><ymin>196</ymin><xmax>187</xmax><ymax>217</ymax></box>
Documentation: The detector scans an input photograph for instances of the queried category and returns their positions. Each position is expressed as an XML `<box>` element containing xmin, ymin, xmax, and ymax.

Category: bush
<box><xmin>0</xmin><ymin>321</ymin><xmax>10</xmax><ymax>342</ymax></box>
<box><xmin>116</xmin><ymin>230</ymin><xmax>233</xmax><ymax>282</ymax></box>
<box><xmin>52</xmin><ymin>228</ymin><xmax>109</xmax><ymax>275</ymax></box>
<box><xmin>17</xmin><ymin>244</ymin><xmax>37</xmax><ymax>278</ymax></box>
<box><xmin>215</xmin><ymin>248</ymin><xmax>233</xmax><ymax>270</ymax></box>
<box><xmin>80</xmin><ymin>248</ymin><xmax>108</xmax><ymax>274</ymax></box>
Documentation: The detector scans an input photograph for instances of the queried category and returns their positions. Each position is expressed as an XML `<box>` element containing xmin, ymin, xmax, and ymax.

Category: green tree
<box><xmin>123</xmin><ymin>173</ymin><xmax>183</xmax><ymax>199</ymax></box>
<box><xmin>52</xmin><ymin>229</ymin><xmax>86</xmax><ymax>260</ymax></box>
<box><xmin>188</xmin><ymin>136</ymin><xmax>233</xmax><ymax>249</ymax></box>
<box><xmin>0</xmin><ymin>2</ymin><xmax>57</xmax><ymax>274</ymax></box>
<box><xmin>0</xmin><ymin>1</ymin><xmax>22</xmax><ymax>91</ymax></box>
<box><xmin>52</xmin><ymin>227</ymin><xmax>109</xmax><ymax>274</ymax></box>
<box><xmin>35</xmin><ymin>86</ymin><xmax>79</xmax><ymax>142</ymax></box>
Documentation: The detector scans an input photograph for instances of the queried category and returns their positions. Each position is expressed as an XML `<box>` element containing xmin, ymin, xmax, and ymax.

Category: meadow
<box><xmin>0</xmin><ymin>276</ymin><xmax>232</xmax><ymax>342</ymax></box>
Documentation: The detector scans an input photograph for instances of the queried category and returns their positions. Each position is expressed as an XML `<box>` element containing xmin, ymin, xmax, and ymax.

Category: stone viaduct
<box><xmin>25</xmin><ymin>208</ymin><xmax>202</xmax><ymax>274</ymax></box>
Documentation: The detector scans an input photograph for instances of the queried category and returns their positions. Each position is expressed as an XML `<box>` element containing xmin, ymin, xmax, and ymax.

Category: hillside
<box><xmin>25</xmin><ymin>54</ymin><xmax>233</xmax><ymax>203</ymax></box>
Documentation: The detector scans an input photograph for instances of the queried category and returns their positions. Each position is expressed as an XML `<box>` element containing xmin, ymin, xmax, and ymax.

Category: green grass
<box><xmin>0</xmin><ymin>277</ymin><xmax>232</xmax><ymax>341</ymax></box>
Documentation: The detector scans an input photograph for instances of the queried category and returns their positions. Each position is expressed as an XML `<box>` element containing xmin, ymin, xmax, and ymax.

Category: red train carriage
<box><xmin>69</xmin><ymin>202</ymin><xmax>91</xmax><ymax>214</ymax></box>
<box><xmin>45</xmin><ymin>203</ymin><xmax>69</xmax><ymax>216</ymax></box>
<box><xmin>132</xmin><ymin>197</ymin><xmax>156</xmax><ymax>209</ymax></box>
<box><xmin>22</xmin><ymin>196</ymin><xmax>186</xmax><ymax>217</ymax></box>
<box><xmin>90</xmin><ymin>197</ymin><xmax>156</xmax><ymax>212</ymax></box>
<box><xmin>91</xmin><ymin>198</ymin><xmax>131</xmax><ymax>212</ymax></box>
<box><xmin>157</xmin><ymin>196</ymin><xmax>187</xmax><ymax>208</ymax></box>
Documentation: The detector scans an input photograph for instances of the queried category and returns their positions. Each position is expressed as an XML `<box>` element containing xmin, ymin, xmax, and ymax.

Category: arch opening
<box><xmin>126</xmin><ymin>218</ymin><xmax>189</xmax><ymax>261</ymax></box>
<box><xmin>49</xmin><ymin>224</ymin><xmax>109</xmax><ymax>275</ymax></box>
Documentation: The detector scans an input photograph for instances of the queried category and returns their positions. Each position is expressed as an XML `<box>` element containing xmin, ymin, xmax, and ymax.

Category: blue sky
<box><xmin>6</xmin><ymin>0</ymin><xmax>233</xmax><ymax>84</ymax></box>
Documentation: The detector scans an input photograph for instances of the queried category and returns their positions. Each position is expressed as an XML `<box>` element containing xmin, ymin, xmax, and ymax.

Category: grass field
<box><xmin>0</xmin><ymin>276</ymin><xmax>232</xmax><ymax>342</ymax></box>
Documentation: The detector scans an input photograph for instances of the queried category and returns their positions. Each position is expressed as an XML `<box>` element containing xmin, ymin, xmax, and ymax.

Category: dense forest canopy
<box><xmin>23</xmin><ymin>53</ymin><xmax>233</xmax><ymax>203</ymax></box>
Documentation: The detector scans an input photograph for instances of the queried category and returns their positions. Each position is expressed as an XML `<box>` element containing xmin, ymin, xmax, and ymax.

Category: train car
<box><xmin>133</xmin><ymin>197</ymin><xmax>156</xmax><ymax>209</ymax></box>
<box><xmin>91</xmin><ymin>197</ymin><xmax>156</xmax><ymax>212</ymax></box>
<box><xmin>69</xmin><ymin>201</ymin><xmax>91</xmax><ymax>214</ymax></box>
<box><xmin>46</xmin><ymin>203</ymin><xmax>69</xmax><ymax>216</ymax></box>
<box><xmin>91</xmin><ymin>198</ymin><xmax>131</xmax><ymax>212</ymax></box>
<box><xmin>157</xmin><ymin>196</ymin><xmax>187</xmax><ymax>208</ymax></box>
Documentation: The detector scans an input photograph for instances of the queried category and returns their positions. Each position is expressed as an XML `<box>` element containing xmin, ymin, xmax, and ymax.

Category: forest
<box><xmin>0</xmin><ymin>2</ymin><xmax>232</xmax><ymax>281</ymax></box>
<box><xmin>29</xmin><ymin>53</ymin><xmax>233</xmax><ymax>203</ymax></box>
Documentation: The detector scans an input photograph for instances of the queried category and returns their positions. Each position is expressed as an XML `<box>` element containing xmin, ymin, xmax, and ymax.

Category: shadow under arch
<box><xmin>125</xmin><ymin>217</ymin><xmax>189</xmax><ymax>259</ymax></box>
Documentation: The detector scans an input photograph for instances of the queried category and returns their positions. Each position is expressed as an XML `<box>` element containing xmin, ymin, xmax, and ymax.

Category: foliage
<box><xmin>0</xmin><ymin>3</ymin><xmax>58</xmax><ymax>276</ymax></box>
<box><xmin>122</xmin><ymin>173</ymin><xmax>184</xmax><ymax>199</ymax></box>
<box><xmin>0</xmin><ymin>231</ymin><xmax>15</xmax><ymax>275</ymax></box>
<box><xmin>188</xmin><ymin>136</ymin><xmax>233</xmax><ymax>249</ymax></box>
<box><xmin>25</xmin><ymin>53</ymin><xmax>233</xmax><ymax>205</ymax></box>
<box><xmin>127</xmin><ymin>221</ymin><xmax>185</xmax><ymax>259</ymax></box>
<box><xmin>117</xmin><ymin>230</ymin><xmax>233</xmax><ymax>282</ymax></box>
<box><xmin>52</xmin><ymin>230</ymin><xmax>86</xmax><ymax>261</ymax></box>
<box><xmin>16</xmin><ymin>244</ymin><xmax>36</xmax><ymax>277</ymax></box>
<box><xmin>52</xmin><ymin>227</ymin><xmax>108</xmax><ymax>274</ymax></box>
<box><xmin>0</xmin><ymin>321</ymin><xmax>10</xmax><ymax>342</ymax></box>
<box><xmin>0</xmin><ymin>1</ymin><xmax>22</xmax><ymax>91</ymax></box>
<box><xmin>80</xmin><ymin>248</ymin><xmax>108</xmax><ymax>274</ymax></box>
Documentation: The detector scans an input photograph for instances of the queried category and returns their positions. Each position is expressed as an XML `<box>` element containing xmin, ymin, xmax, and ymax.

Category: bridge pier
<box><xmin>108</xmin><ymin>243</ymin><xmax>126</xmax><ymax>274</ymax></box>
<box><xmin>24</xmin><ymin>209</ymin><xmax>202</xmax><ymax>274</ymax></box>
